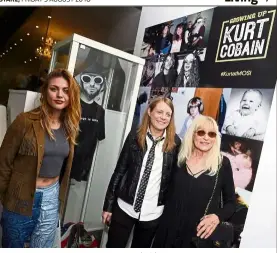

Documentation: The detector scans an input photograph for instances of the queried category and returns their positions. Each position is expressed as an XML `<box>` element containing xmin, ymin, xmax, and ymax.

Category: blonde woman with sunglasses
<box><xmin>153</xmin><ymin>115</ymin><xmax>236</xmax><ymax>248</ymax></box>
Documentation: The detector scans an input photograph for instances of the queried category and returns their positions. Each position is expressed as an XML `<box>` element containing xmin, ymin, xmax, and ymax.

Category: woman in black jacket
<box><xmin>102</xmin><ymin>97</ymin><xmax>181</xmax><ymax>248</ymax></box>
<box><xmin>153</xmin><ymin>115</ymin><xmax>236</xmax><ymax>247</ymax></box>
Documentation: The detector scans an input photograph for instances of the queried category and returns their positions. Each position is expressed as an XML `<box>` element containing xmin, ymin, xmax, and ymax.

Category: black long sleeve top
<box><xmin>153</xmin><ymin>155</ymin><xmax>236</xmax><ymax>248</ymax></box>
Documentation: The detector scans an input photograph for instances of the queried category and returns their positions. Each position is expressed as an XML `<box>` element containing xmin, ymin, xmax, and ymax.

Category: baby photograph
<box><xmin>221</xmin><ymin>88</ymin><xmax>275</xmax><ymax>141</ymax></box>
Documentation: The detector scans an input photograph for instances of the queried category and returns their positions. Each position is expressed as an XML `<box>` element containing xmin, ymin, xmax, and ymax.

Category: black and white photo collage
<box><xmin>140</xmin><ymin>8</ymin><xmax>213</xmax><ymax>89</ymax></box>
<box><xmin>133</xmin><ymin>6</ymin><xmax>277</xmax><ymax>247</ymax></box>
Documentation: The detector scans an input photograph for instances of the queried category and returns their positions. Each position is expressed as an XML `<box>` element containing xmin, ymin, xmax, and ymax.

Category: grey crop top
<box><xmin>38</xmin><ymin>127</ymin><xmax>70</xmax><ymax>178</ymax></box>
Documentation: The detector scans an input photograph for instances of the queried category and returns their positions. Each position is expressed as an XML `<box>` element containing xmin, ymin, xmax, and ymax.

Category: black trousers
<box><xmin>106</xmin><ymin>202</ymin><xmax>160</xmax><ymax>248</ymax></box>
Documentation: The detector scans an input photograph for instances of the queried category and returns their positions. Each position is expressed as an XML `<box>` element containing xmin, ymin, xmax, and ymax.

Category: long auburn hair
<box><xmin>39</xmin><ymin>68</ymin><xmax>81</xmax><ymax>145</ymax></box>
<box><xmin>172</xmin><ymin>23</ymin><xmax>184</xmax><ymax>41</ymax></box>
<box><xmin>137</xmin><ymin>97</ymin><xmax>176</xmax><ymax>152</ymax></box>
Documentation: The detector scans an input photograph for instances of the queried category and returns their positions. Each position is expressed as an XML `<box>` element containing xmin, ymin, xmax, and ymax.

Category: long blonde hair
<box><xmin>178</xmin><ymin>115</ymin><xmax>222</xmax><ymax>175</ymax></box>
<box><xmin>40</xmin><ymin>69</ymin><xmax>81</xmax><ymax>145</ymax></box>
<box><xmin>137</xmin><ymin>97</ymin><xmax>176</xmax><ymax>152</ymax></box>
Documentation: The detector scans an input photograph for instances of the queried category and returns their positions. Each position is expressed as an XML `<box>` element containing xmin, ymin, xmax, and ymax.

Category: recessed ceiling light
<box><xmin>35</xmin><ymin>57</ymin><xmax>37</xmax><ymax>59</ymax></box>
<box><xmin>3</xmin><ymin>53</ymin><xmax>5</xmax><ymax>55</ymax></box>
<box><xmin>14</xmin><ymin>43</ymin><xmax>17</xmax><ymax>46</ymax></box>
<box><xmin>0</xmin><ymin>55</ymin><xmax>2</xmax><ymax>58</ymax></box>
<box><xmin>20</xmin><ymin>39</ymin><xmax>23</xmax><ymax>41</ymax></box>
<box><xmin>10</xmin><ymin>47</ymin><xmax>12</xmax><ymax>49</ymax></box>
<box><xmin>6</xmin><ymin>50</ymin><xmax>8</xmax><ymax>52</ymax></box>
<box><xmin>48</xmin><ymin>16</ymin><xmax>52</xmax><ymax>19</ymax></box>
<box><xmin>27</xmin><ymin>33</ymin><xmax>30</xmax><ymax>36</ymax></box>
<box><xmin>36</xmin><ymin>25</ymin><xmax>39</xmax><ymax>28</ymax></box>
<box><xmin>24</xmin><ymin>61</ymin><xmax>27</xmax><ymax>63</ymax></box>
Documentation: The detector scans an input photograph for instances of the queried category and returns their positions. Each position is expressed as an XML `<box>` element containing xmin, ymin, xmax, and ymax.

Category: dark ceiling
<box><xmin>0</xmin><ymin>6</ymin><xmax>142</xmax><ymax>75</ymax></box>
<box><xmin>0</xmin><ymin>7</ymin><xmax>37</xmax><ymax>51</ymax></box>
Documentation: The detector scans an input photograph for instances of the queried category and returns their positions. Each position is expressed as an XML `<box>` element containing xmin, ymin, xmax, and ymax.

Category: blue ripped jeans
<box><xmin>1</xmin><ymin>180</ymin><xmax>59</xmax><ymax>248</ymax></box>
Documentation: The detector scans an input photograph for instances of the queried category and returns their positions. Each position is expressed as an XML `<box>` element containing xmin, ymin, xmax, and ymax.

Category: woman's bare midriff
<box><xmin>36</xmin><ymin>176</ymin><xmax>59</xmax><ymax>188</ymax></box>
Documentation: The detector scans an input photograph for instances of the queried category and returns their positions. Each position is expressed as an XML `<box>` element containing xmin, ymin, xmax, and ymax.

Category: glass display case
<box><xmin>49</xmin><ymin>34</ymin><xmax>145</xmax><ymax>234</ymax></box>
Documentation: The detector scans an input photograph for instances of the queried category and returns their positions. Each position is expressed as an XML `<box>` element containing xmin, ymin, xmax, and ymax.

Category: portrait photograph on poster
<box><xmin>175</xmin><ymin>51</ymin><xmax>202</xmax><ymax>87</ymax></box>
<box><xmin>152</xmin><ymin>53</ymin><xmax>178</xmax><ymax>88</ymax></box>
<box><xmin>221</xmin><ymin>88</ymin><xmax>275</xmax><ymax>141</ymax></box>
<box><xmin>140</xmin><ymin>16</ymin><xmax>187</xmax><ymax>57</ymax></box>
<box><xmin>74</xmin><ymin>45</ymin><xmax>128</xmax><ymax>111</ymax></box>
<box><xmin>220</xmin><ymin>133</ymin><xmax>264</xmax><ymax>247</ymax></box>
<box><xmin>171</xmin><ymin>87</ymin><xmax>196</xmax><ymax>138</ymax></box>
<box><xmin>200</xmin><ymin>7</ymin><xmax>277</xmax><ymax>88</ymax></box>
<box><xmin>185</xmin><ymin>8</ymin><xmax>214</xmax><ymax>52</ymax></box>
<box><xmin>171</xmin><ymin>87</ymin><xmax>232</xmax><ymax>139</ymax></box>
<box><xmin>221</xmin><ymin>134</ymin><xmax>263</xmax><ymax>193</ymax></box>
<box><xmin>169</xmin><ymin>17</ymin><xmax>188</xmax><ymax>54</ymax></box>
<box><xmin>75</xmin><ymin>64</ymin><xmax>107</xmax><ymax>106</ymax></box>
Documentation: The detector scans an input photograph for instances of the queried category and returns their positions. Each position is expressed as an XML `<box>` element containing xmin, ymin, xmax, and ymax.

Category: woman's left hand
<box><xmin>197</xmin><ymin>214</ymin><xmax>220</xmax><ymax>239</ymax></box>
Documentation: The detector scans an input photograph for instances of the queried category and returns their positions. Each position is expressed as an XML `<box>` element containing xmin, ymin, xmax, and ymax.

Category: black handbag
<box><xmin>191</xmin><ymin>163</ymin><xmax>234</xmax><ymax>248</ymax></box>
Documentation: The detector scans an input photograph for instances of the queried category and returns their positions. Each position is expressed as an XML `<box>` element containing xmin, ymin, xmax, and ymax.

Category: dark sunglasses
<box><xmin>196</xmin><ymin>130</ymin><xmax>217</xmax><ymax>138</ymax></box>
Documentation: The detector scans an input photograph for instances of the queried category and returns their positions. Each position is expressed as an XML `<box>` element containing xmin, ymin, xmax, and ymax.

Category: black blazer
<box><xmin>103</xmin><ymin>132</ymin><xmax>181</xmax><ymax>212</ymax></box>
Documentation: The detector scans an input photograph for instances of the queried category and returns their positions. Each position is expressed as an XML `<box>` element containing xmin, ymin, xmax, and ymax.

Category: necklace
<box><xmin>186</xmin><ymin>163</ymin><xmax>205</xmax><ymax>178</ymax></box>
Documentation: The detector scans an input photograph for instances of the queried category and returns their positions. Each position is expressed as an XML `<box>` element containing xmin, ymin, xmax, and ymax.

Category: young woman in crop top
<box><xmin>0</xmin><ymin>69</ymin><xmax>81</xmax><ymax>248</ymax></box>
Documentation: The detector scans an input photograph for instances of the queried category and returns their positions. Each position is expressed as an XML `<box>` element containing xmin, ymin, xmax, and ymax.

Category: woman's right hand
<box><xmin>102</xmin><ymin>211</ymin><xmax>112</xmax><ymax>225</ymax></box>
